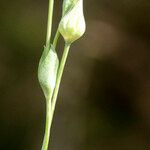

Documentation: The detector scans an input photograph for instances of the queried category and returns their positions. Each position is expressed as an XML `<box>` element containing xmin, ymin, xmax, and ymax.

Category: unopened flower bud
<box><xmin>38</xmin><ymin>45</ymin><xmax>59</xmax><ymax>100</ymax></box>
<box><xmin>62</xmin><ymin>0</ymin><xmax>78</xmax><ymax>16</ymax></box>
<box><xmin>59</xmin><ymin>0</ymin><xmax>86</xmax><ymax>43</ymax></box>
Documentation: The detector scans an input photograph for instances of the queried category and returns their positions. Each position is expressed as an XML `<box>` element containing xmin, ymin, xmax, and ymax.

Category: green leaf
<box><xmin>38</xmin><ymin>45</ymin><xmax>59</xmax><ymax>101</ymax></box>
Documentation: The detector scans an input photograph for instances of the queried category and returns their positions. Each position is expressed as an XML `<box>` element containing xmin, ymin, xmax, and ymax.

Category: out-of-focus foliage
<box><xmin>0</xmin><ymin>0</ymin><xmax>150</xmax><ymax>150</ymax></box>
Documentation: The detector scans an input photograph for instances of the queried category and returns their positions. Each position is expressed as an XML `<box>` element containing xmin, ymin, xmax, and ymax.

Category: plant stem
<box><xmin>46</xmin><ymin>0</ymin><xmax>55</xmax><ymax>48</ymax></box>
<box><xmin>41</xmin><ymin>0</ymin><xmax>55</xmax><ymax>149</ymax></box>
<box><xmin>41</xmin><ymin>43</ymin><xmax>71</xmax><ymax>150</ymax></box>
<box><xmin>52</xmin><ymin>43</ymin><xmax>71</xmax><ymax>117</ymax></box>
<box><xmin>53</xmin><ymin>29</ymin><xmax>60</xmax><ymax>49</ymax></box>
<box><xmin>41</xmin><ymin>98</ymin><xmax>53</xmax><ymax>150</ymax></box>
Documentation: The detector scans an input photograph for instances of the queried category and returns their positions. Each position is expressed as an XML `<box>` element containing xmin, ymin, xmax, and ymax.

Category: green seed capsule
<box><xmin>59</xmin><ymin>0</ymin><xmax>86</xmax><ymax>43</ymax></box>
<box><xmin>38</xmin><ymin>45</ymin><xmax>59</xmax><ymax>101</ymax></box>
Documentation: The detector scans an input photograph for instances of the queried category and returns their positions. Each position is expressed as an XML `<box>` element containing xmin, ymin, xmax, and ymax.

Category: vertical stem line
<box><xmin>53</xmin><ymin>29</ymin><xmax>60</xmax><ymax>49</ymax></box>
<box><xmin>42</xmin><ymin>0</ymin><xmax>55</xmax><ymax>149</ymax></box>
<box><xmin>46</xmin><ymin>0</ymin><xmax>55</xmax><ymax>48</ymax></box>
<box><xmin>41</xmin><ymin>43</ymin><xmax>71</xmax><ymax>150</ymax></box>
<box><xmin>52</xmin><ymin>43</ymin><xmax>71</xmax><ymax>116</ymax></box>
<box><xmin>41</xmin><ymin>100</ymin><xmax>53</xmax><ymax>150</ymax></box>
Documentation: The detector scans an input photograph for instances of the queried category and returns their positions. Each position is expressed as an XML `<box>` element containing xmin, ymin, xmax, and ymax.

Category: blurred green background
<box><xmin>0</xmin><ymin>0</ymin><xmax>150</xmax><ymax>149</ymax></box>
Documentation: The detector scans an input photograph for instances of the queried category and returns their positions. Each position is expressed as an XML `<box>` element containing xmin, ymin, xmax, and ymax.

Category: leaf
<box><xmin>38</xmin><ymin>45</ymin><xmax>59</xmax><ymax>101</ymax></box>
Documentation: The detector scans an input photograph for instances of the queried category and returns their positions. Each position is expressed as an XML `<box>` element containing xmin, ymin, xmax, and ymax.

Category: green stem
<box><xmin>41</xmin><ymin>0</ymin><xmax>55</xmax><ymax>149</ymax></box>
<box><xmin>46</xmin><ymin>0</ymin><xmax>55</xmax><ymax>48</ymax></box>
<box><xmin>41</xmin><ymin>43</ymin><xmax>71</xmax><ymax>150</ymax></box>
<box><xmin>41</xmin><ymin>98</ymin><xmax>53</xmax><ymax>150</ymax></box>
<box><xmin>52</xmin><ymin>43</ymin><xmax>71</xmax><ymax>117</ymax></box>
<box><xmin>53</xmin><ymin>29</ymin><xmax>60</xmax><ymax>49</ymax></box>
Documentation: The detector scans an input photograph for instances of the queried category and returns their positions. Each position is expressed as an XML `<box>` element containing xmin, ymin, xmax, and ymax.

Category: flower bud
<box><xmin>38</xmin><ymin>45</ymin><xmax>59</xmax><ymax>100</ymax></box>
<box><xmin>62</xmin><ymin>0</ymin><xmax>78</xmax><ymax>16</ymax></box>
<box><xmin>59</xmin><ymin>0</ymin><xmax>86</xmax><ymax>43</ymax></box>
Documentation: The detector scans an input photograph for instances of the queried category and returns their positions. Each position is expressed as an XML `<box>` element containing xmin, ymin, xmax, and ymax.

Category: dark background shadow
<box><xmin>0</xmin><ymin>0</ymin><xmax>150</xmax><ymax>149</ymax></box>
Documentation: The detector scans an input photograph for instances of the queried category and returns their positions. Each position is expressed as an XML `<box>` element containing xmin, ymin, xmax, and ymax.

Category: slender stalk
<box><xmin>51</xmin><ymin>43</ymin><xmax>71</xmax><ymax>115</ymax></box>
<box><xmin>53</xmin><ymin>29</ymin><xmax>60</xmax><ymax>49</ymax></box>
<box><xmin>41</xmin><ymin>43</ymin><xmax>71</xmax><ymax>150</ymax></box>
<box><xmin>46</xmin><ymin>0</ymin><xmax>55</xmax><ymax>48</ymax></box>
<box><xmin>41</xmin><ymin>0</ymin><xmax>55</xmax><ymax>149</ymax></box>
<box><xmin>41</xmin><ymin>99</ymin><xmax>53</xmax><ymax>150</ymax></box>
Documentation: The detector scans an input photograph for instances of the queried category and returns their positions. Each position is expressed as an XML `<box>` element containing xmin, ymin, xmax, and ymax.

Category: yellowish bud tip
<box><xmin>59</xmin><ymin>0</ymin><xmax>86</xmax><ymax>43</ymax></box>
